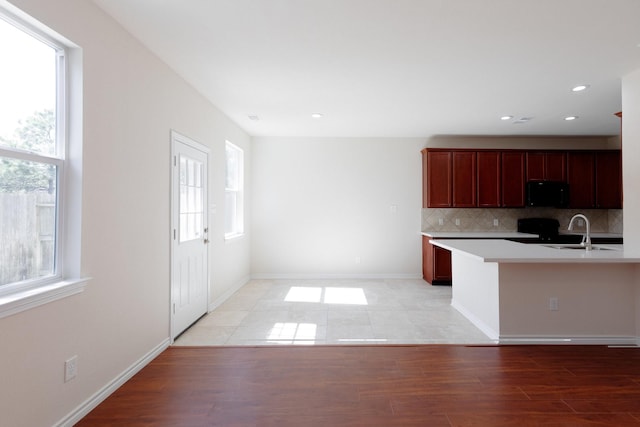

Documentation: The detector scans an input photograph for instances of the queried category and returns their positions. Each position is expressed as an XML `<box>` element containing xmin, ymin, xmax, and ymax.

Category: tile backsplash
<box><xmin>422</xmin><ymin>208</ymin><xmax>622</xmax><ymax>234</ymax></box>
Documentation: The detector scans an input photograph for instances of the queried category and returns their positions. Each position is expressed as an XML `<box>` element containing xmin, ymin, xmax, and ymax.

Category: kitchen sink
<box><xmin>543</xmin><ymin>244</ymin><xmax>616</xmax><ymax>251</ymax></box>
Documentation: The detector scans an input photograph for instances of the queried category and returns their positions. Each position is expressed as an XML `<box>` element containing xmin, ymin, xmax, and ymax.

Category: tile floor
<box><xmin>173</xmin><ymin>278</ymin><xmax>494</xmax><ymax>346</ymax></box>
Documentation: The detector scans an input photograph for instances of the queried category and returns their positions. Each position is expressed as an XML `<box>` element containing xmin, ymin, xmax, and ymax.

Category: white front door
<box><xmin>170</xmin><ymin>131</ymin><xmax>209</xmax><ymax>340</ymax></box>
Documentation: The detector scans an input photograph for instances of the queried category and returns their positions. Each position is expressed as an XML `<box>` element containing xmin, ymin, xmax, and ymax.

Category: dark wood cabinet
<box><xmin>424</xmin><ymin>150</ymin><xmax>452</xmax><ymax>208</ymax></box>
<box><xmin>526</xmin><ymin>151</ymin><xmax>566</xmax><ymax>181</ymax></box>
<box><xmin>546</xmin><ymin>152</ymin><xmax>567</xmax><ymax>181</ymax></box>
<box><xmin>567</xmin><ymin>152</ymin><xmax>595</xmax><ymax>208</ymax></box>
<box><xmin>452</xmin><ymin>151</ymin><xmax>476</xmax><ymax>207</ymax></box>
<box><xmin>501</xmin><ymin>151</ymin><xmax>526</xmax><ymax>207</ymax></box>
<box><xmin>422</xmin><ymin>236</ymin><xmax>452</xmax><ymax>285</ymax></box>
<box><xmin>422</xmin><ymin>148</ymin><xmax>619</xmax><ymax>209</ymax></box>
<box><xmin>595</xmin><ymin>151</ymin><xmax>622</xmax><ymax>209</ymax></box>
<box><xmin>477</xmin><ymin>151</ymin><xmax>501</xmax><ymax>207</ymax></box>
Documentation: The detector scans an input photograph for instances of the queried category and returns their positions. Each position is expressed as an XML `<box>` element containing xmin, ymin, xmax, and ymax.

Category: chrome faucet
<box><xmin>568</xmin><ymin>213</ymin><xmax>592</xmax><ymax>251</ymax></box>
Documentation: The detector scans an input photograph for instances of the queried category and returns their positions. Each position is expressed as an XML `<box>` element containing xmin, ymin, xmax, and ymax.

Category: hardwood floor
<box><xmin>77</xmin><ymin>345</ymin><xmax>640</xmax><ymax>426</ymax></box>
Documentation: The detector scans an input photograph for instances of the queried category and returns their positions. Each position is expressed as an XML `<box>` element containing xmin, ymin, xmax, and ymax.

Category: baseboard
<box><xmin>450</xmin><ymin>300</ymin><xmax>499</xmax><ymax>341</ymax></box>
<box><xmin>498</xmin><ymin>336</ymin><xmax>639</xmax><ymax>346</ymax></box>
<box><xmin>208</xmin><ymin>274</ymin><xmax>251</xmax><ymax>312</ymax></box>
<box><xmin>250</xmin><ymin>273</ymin><xmax>423</xmax><ymax>280</ymax></box>
<box><xmin>55</xmin><ymin>338</ymin><xmax>170</xmax><ymax>427</ymax></box>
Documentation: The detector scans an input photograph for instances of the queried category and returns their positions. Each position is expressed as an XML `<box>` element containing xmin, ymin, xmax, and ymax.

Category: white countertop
<box><xmin>421</xmin><ymin>231</ymin><xmax>622</xmax><ymax>239</ymax></box>
<box><xmin>430</xmin><ymin>239</ymin><xmax>640</xmax><ymax>263</ymax></box>
<box><xmin>422</xmin><ymin>231</ymin><xmax>537</xmax><ymax>239</ymax></box>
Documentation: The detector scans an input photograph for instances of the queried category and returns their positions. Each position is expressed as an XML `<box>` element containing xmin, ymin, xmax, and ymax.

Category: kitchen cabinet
<box><xmin>501</xmin><ymin>151</ymin><xmax>525</xmax><ymax>207</ymax></box>
<box><xmin>422</xmin><ymin>148</ymin><xmax>619</xmax><ymax>209</ymax></box>
<box><xmin>424</xmin><ymin>150</ymin><xmax>452</xmax><ymax>208</ymax></box>
<box><xmin>422</xmin><ymin>236</ymin><xmax>452</xmax><ymax>285</ymax></box>
<box><xmin>526</xmin><ymin>151</ymin><xmax>566</xmax><ymax>181</ymax></box>
<box><xmin>595</xmin><ymin>151</ymin><xmax>622</xmax><ymax>209</ymax></box>
<box><xmin>452</xmin><ymin>151</ymin><xmax>476</xmax><ymax>207</ymax></box>
<box><xmin>567</xmin><ymin>151</ymin><xmax>595</xmax><ymax>208</ymax></box>
<box><xmin>477</xmin><ymin>151</ymin><xmax>501</xmax><ymax>207</ymax></box>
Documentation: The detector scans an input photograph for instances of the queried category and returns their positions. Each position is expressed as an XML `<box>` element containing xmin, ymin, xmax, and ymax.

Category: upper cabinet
<box><xmin>595</xmin><ymin>151</ymin><xmax>622</xmax><ymax>209</ymax></box>
<box><xmin>567</xmin><ymin>151</ymin><xmax>595</xmax><ymax>208</ymax></box>
<box><xmin>452</xmin><ymin>151</ymin><xmax>477</xmax><ymax>207</ymax></box>
<box><xmin>566</xmin><ymin>150</ymin><xmax>622</xmax><ymax>209</ymax></box>
<box><xmin>477</xmin><ymin>151</ymin><xmax>501</xmax><ymax>207</ymax></box>
<box><xmin>422</xmin><ymin>148</ymin><xmax>621</xmax><ymax>209</ymax></box>
<box><xmin>424</xmin><ymin>150</ymin><xmax>452</xmax><ymax>207</ymax></box>
<box><xmin>526</xmin><ymin>151</ymin><xmax>566</xmax><ymax>181</ymax></box>
<box><xmin>501</xmin><ymin>152</ymin><xmax>525</xmax><ymax>207</ymax></box>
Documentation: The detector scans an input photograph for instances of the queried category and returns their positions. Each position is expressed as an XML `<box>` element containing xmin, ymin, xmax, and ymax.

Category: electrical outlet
<box><xmin>493</xmin><ymin>219</ymin><xmax>499</xmax><ymax>227</ymax></box>
<box><xmin>578</xmin><ymin>219</ymin><xmax>584</xmax><ymax>227</ymax></box>
<box><xmin>438</xmin><ymin>218</ymin><xmax>444</xmax><ymax>225</ymax></box>
<box><xmin>455</xmin><ymin>218</ymin><xmax>460</xmax><ymax>226</ymax></box>
<box><xmin>549</xmin><ymin>297</ymin><xmax>559</xmax><ymax>311</ymax></box>
<box><xmin>65</xmin><ymin>355</ymin><xmax>78</xmax><ymax>382</ymax></box>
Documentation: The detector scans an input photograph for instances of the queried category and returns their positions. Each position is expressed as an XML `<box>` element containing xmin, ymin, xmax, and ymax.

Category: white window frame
<box><xmin>224</xmin><ymin>141</ymin><xmax>244</xmax><ymax>240</ymax></box>
<box><xmin>0</xmin><ymin>4</ymin><xmax>87</xmax><ymax>319</ymax></box>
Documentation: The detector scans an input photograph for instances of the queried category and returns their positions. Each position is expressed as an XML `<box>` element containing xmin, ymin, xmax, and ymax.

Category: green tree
<box><xmin>0</xmin><ymin>109</ymin><xmax>55</xmax><ymax>193</ymax></box>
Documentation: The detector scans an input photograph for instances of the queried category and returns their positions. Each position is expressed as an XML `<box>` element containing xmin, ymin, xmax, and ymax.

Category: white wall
<box><xmin>622</xmin><ymin>69</ymin><xmax>640</xmax><ymax>251</ymax></box>
<box><xmin>251</xmin><ymin>137</ymin><xmax>424</xmax><ymax>278</ymax></box>
<box><xmin>622</xmin><ymin>68</ymin><xmax>640</xmax><ymax>343</ymax></box>
<box><xmin>426</xmin><ymin>135</ymin><xmax>619</xmax><ymax>150</ymax></box>
<box><xmin>0</xmin><ymin>0</ymin><xmax>251</xmax><ymax>425</ymax></box>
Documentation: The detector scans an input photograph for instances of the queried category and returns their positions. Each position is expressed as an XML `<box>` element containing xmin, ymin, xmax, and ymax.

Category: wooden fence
<box><xmin>0</xmin><ymin>192</ymin><xmax>55</xmax><ymax>286</ymax></box>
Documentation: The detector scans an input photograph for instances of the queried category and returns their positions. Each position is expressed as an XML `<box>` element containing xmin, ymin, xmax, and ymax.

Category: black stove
<box><xmin>513</xmin><ymin>218</ymin><xmax>583</xmax><ymax>244</ymax></box>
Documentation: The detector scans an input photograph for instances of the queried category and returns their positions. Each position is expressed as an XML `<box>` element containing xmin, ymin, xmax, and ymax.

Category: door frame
<box><xmin>169</xmin><ymin>130</ymin><xmax>210</xmax><ymax>342</ymax></box>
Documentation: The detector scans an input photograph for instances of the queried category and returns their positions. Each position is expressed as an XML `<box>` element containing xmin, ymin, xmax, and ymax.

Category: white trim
<box><xmin>54</xmin><ymin>338</ymin><xmax>170</xmax><ymax>427</ymax></box>
<box><xmin>224</xmin><ymin>232</ymin><xmax>245</xmax><ymax>241</ymax></box>
<box><xmin>451</xmin><ymin>300</ymin><xmax>500</xmax><ymax>341</ymax></box>
<box><xmin>251</xmin><ymin>273</ymin><xmax>423</xmax><ymax>280</ymax></box>
<box><xmin>0</xmin><ymin>277</ymin><xmax>89</xmax><ymax>319</ymax></box>
<box><xmin>170</xmin><ymin>130</ymin><xmax>211</xmax><ymax>154</ymax></box>
<box><xmin>208</xmin><ymin>274</ymin><xmax>251</xmax><ymax>312</ymax></box>
<box><xmin>498</xmin><ymin>336</ymin><xmax>639</xmax><ymax>346</ymax></box>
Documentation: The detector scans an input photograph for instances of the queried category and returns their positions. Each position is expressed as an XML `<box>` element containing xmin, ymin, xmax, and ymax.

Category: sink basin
<box><xmin>543</xmin><ymin>244</ymin><xmax>615</xmax><ymax>251</ymax></box>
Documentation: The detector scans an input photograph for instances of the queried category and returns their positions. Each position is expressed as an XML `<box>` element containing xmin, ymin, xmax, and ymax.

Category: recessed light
<box><xmin>564</xmin><ymin>116</ymin><xmax>579</xmax><ymax>121</ymax></box>
<box><xmin>572</xmin><ymin>85</ymin><xmax>589</xmax><ymax>92</ymax></box>
<box><xmin>311</xmin><ymin>113</ymin><xmax>324</xmax><ymax>119</ymax></box>
<box><xmin>500</xmin><ymin>115</ymin><xmax>513</xmax><ymax>121</ymax></box>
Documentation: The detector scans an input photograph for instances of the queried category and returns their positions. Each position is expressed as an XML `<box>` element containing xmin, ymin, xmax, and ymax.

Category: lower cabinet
<box><xmin>422</xmin><ymin>236</ymin><xmax>452</xmax><ymax>285</ymax></box>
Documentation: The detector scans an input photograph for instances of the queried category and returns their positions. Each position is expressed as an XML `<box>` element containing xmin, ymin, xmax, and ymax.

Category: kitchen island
<box><xmin>430</xmin><ymin>239</ymin><xmax>640</xmax><ymax>345</ymax></box>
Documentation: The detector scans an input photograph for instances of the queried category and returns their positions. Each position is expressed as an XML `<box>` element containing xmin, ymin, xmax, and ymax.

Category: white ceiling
<box><xmin>91</xmin><ymin>0</ymin><xmax>640</xmax><ymax>138</ymax></box>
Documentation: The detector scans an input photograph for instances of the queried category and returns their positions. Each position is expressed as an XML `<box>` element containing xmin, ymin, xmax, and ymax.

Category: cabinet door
<box><xmin>452</xmin><ymin>151</ymin><xmax>477</xmax><ymax>207</ymax></box>
<box><xmin>433</xmin><ymin>247</ymin><xmax>452</xmax><ymax>282</ymax></box>
<box><xmin>526</xmin><ymin>151</ymin><xmax>566</xmax><ymax>181</ymax></box>
<box><xmin>595</xmin><ymin>151</ymin><xmax>622</xmax><ymax>209</ymax></box>
<box><xmin>501</xmin><ymin>151</ymin><xmax>525</xmax><ymax>207</ymax></box>
<box><xmin>567</xmin><ymin>151</ymin><xmax>595</xmax><ymax>208</ymax></box>
<box><xmin>425</xmin><ymin>151</ymin><xmax>452</xmax><ymax>208</ymax></box>
<box><xmin>525</xmin><ymin>152</ymin><xmax>545</xmax><ymax>181</ymax></box>
<box><xmin>477</xmin><ymin>151</ymin><xmax>501</xmax><ymax>207</ymax></box>
<box><xmin>545</xmin><ymin>152</ymin><xmax>567</xmax><ymax>181</ymax></box>
<box><xmin>422</xmin><ymin>236</ymin><xmax>452</xmax><ymax>285</ymax></box>
<box><xmin>422</xmin><ymin>236</ymin><xmax>434</xmax><ymax>283</ymax></box>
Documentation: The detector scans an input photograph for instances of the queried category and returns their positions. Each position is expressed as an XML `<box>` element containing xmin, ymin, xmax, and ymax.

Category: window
<box><xmin>0</xmin><ymin>5</ymin><xmax>85</xmax><ymax>318</ymax></box>
<box><xmin>225</xmin><ymin>141</ymin><xmax>244</xmax><ymax>239</ymax></box>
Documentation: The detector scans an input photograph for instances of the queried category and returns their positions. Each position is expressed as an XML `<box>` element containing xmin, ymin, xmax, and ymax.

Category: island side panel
<box><xmin>450</xmin><ymin>252</ymin><xmax>500</xmax><ymax>340</ymax></box>
<box><xmin>498</xmin><ymin>263</ymin><xmax>636</xmax><ymax>343</ymax></box>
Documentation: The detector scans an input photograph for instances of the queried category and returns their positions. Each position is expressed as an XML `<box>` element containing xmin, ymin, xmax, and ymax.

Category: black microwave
<box><xmin>525</xmin><ymin>181</ymin><xmax>569</xmax><ymax>207</ymax></box>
